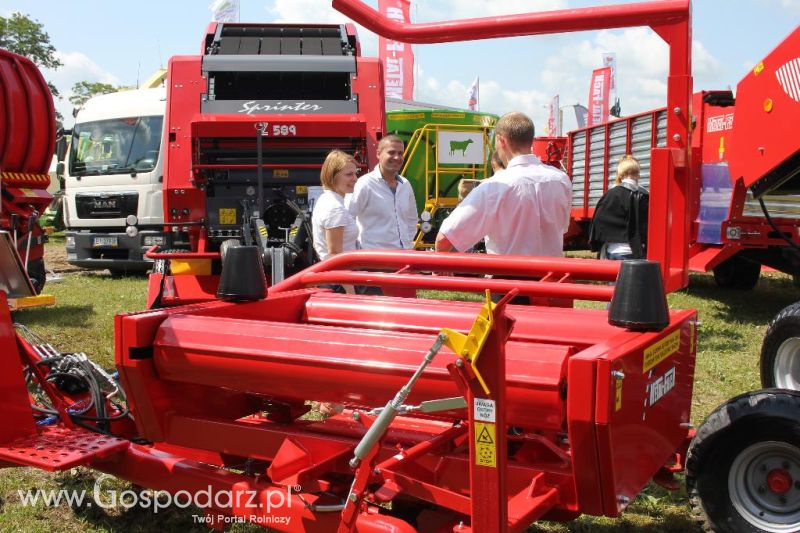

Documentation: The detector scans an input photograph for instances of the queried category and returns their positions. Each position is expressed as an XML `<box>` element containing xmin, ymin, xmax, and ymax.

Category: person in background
<box><xmin>435</xmin><ymin>112</ymin><xmax>572</xmax><ymax>304</ymax></box>
<box><xmin>490</xmin><ymin>150</ymin><xmax>506</xmax><ymax>174</ymax></box>
<box><xmin>311</xmin><ymin>150</ymin><xmax>358</xmax><ymax>416</ymax></box>
<box><xmin>312</xmin><ymin>150</ymin><xmax>359</xmax><ymax>263</ymax></box>
<box><xmin>347</xmin><ymin>134</ymin><xmax>418</xmax><ymax>250</ymax></box>
<box><xmin>588</xmin><ymin>154</ymin><xmax>649</xmax><ymax>260</ymax></box>
<box><xmin>435</xmin><ymin>111</ymin><xmax>572</xmax><ymax>258</ymax></box>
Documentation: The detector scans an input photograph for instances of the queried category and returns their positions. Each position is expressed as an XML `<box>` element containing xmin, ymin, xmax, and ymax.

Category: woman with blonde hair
<box><xmin>588</xmin><ymin>154</ymin><xmax>649</xmax><ymax>260</ymax></box>
<box><xmin>312</xmin><ymin>150</ymin><xmax>359</xmax><ymax>261</ymax></box>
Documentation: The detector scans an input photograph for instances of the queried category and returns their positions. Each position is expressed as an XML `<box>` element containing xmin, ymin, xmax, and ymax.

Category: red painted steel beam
<box><xmin>270</xmin><ymin>250</ymin><xmax>621</xmax><ymax>294</ymax></box>
<box><xmin>300</xmin><ymin>270</ymin><xmax>615</xmax><ymax>301</ymax></box>
<box><xmin>332</xmin><ymin>0</ymin><xmax>689</xmax><ymax>43</ymax></box>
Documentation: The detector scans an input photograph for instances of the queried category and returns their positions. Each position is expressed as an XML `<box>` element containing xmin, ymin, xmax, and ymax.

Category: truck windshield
<box><xmin>70</xmin><ymin>115</ymin><xmax>163</xmax><ymax>176</ymax></box>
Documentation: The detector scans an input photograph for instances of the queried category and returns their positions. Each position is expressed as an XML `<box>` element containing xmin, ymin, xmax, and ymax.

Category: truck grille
<box><xmin>75</xmin><ymin>193</ymin><xmax>138</xmax><ymax>219</ymax></box>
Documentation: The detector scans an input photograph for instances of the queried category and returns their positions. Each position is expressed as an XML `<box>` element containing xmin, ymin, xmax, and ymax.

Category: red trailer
<box><xmin>686</xmin><ymin>28</ymin><xmax>800</xmax><ymax>532</ymax></box>
<box><xmin>146</xmin><ymin>22</ymin><xmax>385</xmax><ymax>307</ymax></box>
<box><xmin>0</xmin><ymin>49</ymin><xmax>56</xmax><ymax>296</ymax></box>
<box><xmin>564</xmin><ymin>26</ymin><xmax>800</xmax><ymax>291</ymax></box>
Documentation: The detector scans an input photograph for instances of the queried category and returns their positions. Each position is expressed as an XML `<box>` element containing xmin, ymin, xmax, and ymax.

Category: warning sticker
<box><xmin>218</xmin><ymin>208</ymin><xmax>237</xmax><ymax>225</ymax></box>
<box><xmin>615</xmin><ymin>379</ymin><xmax>623</xmax><ymax>411</ymax></box>
<box><xmin>474</xmin><ymin>422</ymin><xmax>496</xmax><ymax>468</ymax></box>
<box><xmin>643</xmin><ymin>330</ymin><xmax>680</xmax><ymax>372</ymax></box>
<box><xmin>474</xmin><ymin>398</ymin><xmax>496</xmax><ymax>422</ymax></box>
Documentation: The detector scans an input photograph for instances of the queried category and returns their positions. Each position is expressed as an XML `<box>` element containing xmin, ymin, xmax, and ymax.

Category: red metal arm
<box><xmin>333</xmin><ymin>0</ymin><xmax>692</xmax><ymax>294</ymax></box>
<box><xmin>269</xmin><ymin>250</ymin><xmax>619</xmax><ymax>301</ymax></box>
<box><xmin>333</xmin><ymin>0</ymin><xmax>689</xmax><ymax>43</ymax></box>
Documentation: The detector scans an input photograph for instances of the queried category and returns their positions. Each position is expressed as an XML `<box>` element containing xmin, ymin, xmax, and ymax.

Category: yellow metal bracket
<box><xmin>441</xmin><ymin>290</ymin><xmax>495</xmax><ymax>394</ymax></box>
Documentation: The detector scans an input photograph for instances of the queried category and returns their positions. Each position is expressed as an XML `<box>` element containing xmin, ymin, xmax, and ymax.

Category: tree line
<box><xmin>1</xmin><ymin>12</ymin><xmax>121</xmax><ymax>126</ymax></box>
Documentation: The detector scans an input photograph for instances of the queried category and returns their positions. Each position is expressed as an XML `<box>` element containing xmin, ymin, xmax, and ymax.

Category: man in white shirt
<box><xmin>347</xmin><ymin>134</ymin><xmax>418</xmax><ymax>250</ymax></box>
<box><xmin>435</xmin><ymin>112</ymin><xmax>571</xmax><ymax>257</ymax></box>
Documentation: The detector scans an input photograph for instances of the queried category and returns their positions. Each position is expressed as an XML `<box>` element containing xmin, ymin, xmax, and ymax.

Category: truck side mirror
<box><xmin>56</xmin><ymin>162</ymin><xmax>65</xmax><ymax>177</ymax></box>
<box><xmin>55</xmin><ymin>134</ymin><xmax>69</xmax><ymax>162</ymax></box>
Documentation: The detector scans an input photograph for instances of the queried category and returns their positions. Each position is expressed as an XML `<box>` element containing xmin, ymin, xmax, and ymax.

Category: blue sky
<box><xmin>3</xmin><ymin>0</ymin><xmax>799</xmax><ymax>129</ymax></box>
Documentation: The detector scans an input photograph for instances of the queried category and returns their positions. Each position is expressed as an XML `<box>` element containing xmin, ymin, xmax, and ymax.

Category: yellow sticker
<box><xmin>218</xmin><ymin>208</ymin><xmax>237</xmax><ymax>225</ymax></box>
<box><xmin>432</xmin><ymin>112</ymin><xmax>465</xmax><ymax>119</ymax></box>
<box><xmin>274</xmin><ymin>169</ymin><xmax>289</xmax><ymax>178</ymax></box>
<box><xmin>474</xmin><ymin>422</ymin><xmax>496</xmax><ymax>468</ymax></box>
<box><xmin>643</xmin><ymin>329</ymin><xmax>680</xmax><ymax>372</ymax></box>
<box><xmin>390</xmin><ymin>113</ymin><xmax>425</xmax><ymax>120</ymax></box>
<box><xmin>295</xmin><ymin>185</ymin><xmax>308</xmax><ymax>195</ymax></box>
<box><xmin>615</xmin><ymin>379</ymin><xmax>623</xmax><ymax>411</ymax></box>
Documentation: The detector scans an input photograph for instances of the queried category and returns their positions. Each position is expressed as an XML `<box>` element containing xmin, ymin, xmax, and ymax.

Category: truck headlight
<box><xmin>126</xmin><ymin>226</ymin><xmax>139</xmax><ymax>238</ymax></box>
<box><xmin>66</xmin><ymin>236</ymin><xmax>75</xmax><ymax>248</ymax></box>
<box><xmin>143</xmin><ymin>235</ymin><xmax>165</xmax><ymax>246</ymax></box>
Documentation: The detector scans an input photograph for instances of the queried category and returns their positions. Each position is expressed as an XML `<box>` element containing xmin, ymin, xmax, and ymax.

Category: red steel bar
<box><xmin>332</xmin><ymin>0</ymin><xmax>689</xmax><ymax>43</ymax></box>
<box><xmin>300</xmin><ymin>270</ymin><xmax>615</xmax><ymax>301</ymax></box>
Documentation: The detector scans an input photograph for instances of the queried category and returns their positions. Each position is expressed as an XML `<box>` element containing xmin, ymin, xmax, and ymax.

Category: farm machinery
<box><xmin>0</xmin><ymin>1</ymin><xmax>717</xmax><ymax>532</ymax></box>
<box><xmin>146</xmin><ymin>20</ymin><xmax>385</xmax><ymax>307</ymax></box>
<box><xmin>0</xmin><ymin>49</ymin><xmax>57</xmax><ymax>308</ymax></box>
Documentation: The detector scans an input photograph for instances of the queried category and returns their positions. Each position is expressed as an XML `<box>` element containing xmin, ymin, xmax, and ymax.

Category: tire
<box><xmin>714</xmin><ymin>255</ymin><xmax>761</xmax><ymax>290</ymax></box>
<box><xmin>686</xmin><ymin>389</ymin><xmax>800</xmax><ymax>533</ymax></box>
<box><xmin>26</xmin><ymin>258</ymin><xmax>46</xmax><ymax>294</ymax></box>
<box><xmin>761</xmin><ymin>303</ymin><xmax>800</xmax><ymax>390</ymax></box>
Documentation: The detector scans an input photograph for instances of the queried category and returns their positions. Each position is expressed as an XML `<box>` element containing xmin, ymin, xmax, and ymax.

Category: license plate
<box><xmin>93</xmin><ymin>237</ymin><xmax>118</xmax><ymax>247</ymax></box>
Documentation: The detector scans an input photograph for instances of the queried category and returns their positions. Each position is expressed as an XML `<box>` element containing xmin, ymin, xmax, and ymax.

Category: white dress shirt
<box><xmin>312</xmin><ymin>190</ymin><xmax>359</xmax><ymax>260</ymax></box>
<box><xmin>346</xmin><ymin>165</ymin><xmax>418</xmax><ymax>249</ymax></box>
<box><xmin>439</xmin><ymin>154</ymin><xmax>572</xmax><ymax>256</ymax></box>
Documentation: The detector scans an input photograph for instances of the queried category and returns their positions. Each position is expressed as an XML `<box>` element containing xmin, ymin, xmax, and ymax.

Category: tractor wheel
<box><xmin>686</xmin><ymin>389</ymin><xmax>800</xmax><ymax>533</ymax></box>
<box><xmin>761</xmin><ymin>303</ymin><xmax>800</xmax><ymax>390</ymax></box>
<box><xmin>26</xmin><ymin>258</ymin><xmax>46</xmax><ymax>294</ymax></box>
<box><xmin>713</xmin><ymin>255</ymin><xmax>761</xmax><ymax>290</ymax></box>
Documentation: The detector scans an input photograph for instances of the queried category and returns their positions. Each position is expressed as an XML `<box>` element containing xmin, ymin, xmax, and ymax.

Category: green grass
<box><xmin>2</xmin><ymin>243</ymin><xmax>799</xmax><ymax>532</ymax></box>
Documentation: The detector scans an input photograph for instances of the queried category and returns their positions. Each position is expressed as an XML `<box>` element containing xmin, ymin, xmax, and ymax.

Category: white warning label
<box><xmin>474</xmin><ymin>398</ymin><xmax>496</xmax><ymax>422</ymax></box>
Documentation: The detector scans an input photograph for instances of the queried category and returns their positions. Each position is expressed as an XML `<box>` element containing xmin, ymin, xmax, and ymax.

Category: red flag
<box><xmin>546</xmin><ymin>94</ymin><xmax>559</xmax><ymax>136</ymax></box>
<box><xmin>587</xmin><ymin>67</ymin><xmax>611</xmax><ymax>127</ymax></box>
<box><xmin>378</xmin><ymin>0</ymin><xmax>415</xmax><ymax>100</ymax></box>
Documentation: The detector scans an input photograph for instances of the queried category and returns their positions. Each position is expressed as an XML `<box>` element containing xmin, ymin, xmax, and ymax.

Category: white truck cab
<box><xmin>63</xmin><ymin>88</ymin><xmax>167</xmax><ymax>273</ymax></box>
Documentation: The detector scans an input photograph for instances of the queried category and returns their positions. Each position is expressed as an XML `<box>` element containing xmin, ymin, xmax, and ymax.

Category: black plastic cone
<box><xmin>216</xmin><ymin>245</ymin><xmax>267</xmax><ymax>302</ymax></box>
<box><xmin>608</xmin><ymin>260</ymin><xmax>669</xmax><ymax>331</ymax></box>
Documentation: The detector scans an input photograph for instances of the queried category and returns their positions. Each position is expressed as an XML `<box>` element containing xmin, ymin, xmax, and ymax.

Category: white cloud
<box><xmin>42</xmin><ymin>51</ymin><xmax>120</xmax><ymax>124</ymax></box>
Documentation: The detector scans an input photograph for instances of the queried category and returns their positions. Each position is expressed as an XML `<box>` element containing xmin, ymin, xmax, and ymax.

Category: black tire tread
<box><xmin>760</xmin><ymin>302</ymin><xmax>800</xmax><ymax>388</ymax></box>
<box><xmin>686</xmin><ymin>389</ymin><xmax>800</xmax><ymax>533</ymax></box>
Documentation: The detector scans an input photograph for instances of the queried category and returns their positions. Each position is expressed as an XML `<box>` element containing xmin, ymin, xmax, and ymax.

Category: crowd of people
<box><xmin>310</xmin><ymin>110</ymin><xmax>648</xmax><ymax>274</ymax></box>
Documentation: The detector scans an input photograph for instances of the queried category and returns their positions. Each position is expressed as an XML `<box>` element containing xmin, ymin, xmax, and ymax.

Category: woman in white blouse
<box><xmin>312</xmin><ymin>150</ymin><xmax>359</xmax><ymax>261</ymax></box>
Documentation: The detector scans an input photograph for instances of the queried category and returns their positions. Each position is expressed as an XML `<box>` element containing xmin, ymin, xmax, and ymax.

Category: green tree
<box><xmin>0</xmin><ymin>12</ymin><xmax>63</xmax><ymax>124</ymax></box>
<box><xmin>69</xmin><ymin>81</ymin><xmax>119</xmax><ymax>111</ymax></box>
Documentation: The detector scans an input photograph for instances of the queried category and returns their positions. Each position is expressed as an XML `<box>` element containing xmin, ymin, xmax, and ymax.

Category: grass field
<box><xmin>1</xmin><ymin>240</ymin><xmax>798</xmax><ymax>532</ymax></box>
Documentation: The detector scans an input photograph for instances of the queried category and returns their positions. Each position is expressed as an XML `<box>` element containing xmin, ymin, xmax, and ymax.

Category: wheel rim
<box><xmin>774</xmin><ymin>338</ymin><xmax>800</xmax><ymax>389</ymax></box>
<box><xmin>729</xmin><ymin>441</ymin><xmax>800</xmax><ymax>532</ymax></box>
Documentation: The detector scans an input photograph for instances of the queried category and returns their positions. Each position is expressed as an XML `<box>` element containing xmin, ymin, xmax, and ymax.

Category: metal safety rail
<box><xmin>270</xmin><ymin>249</ymin><xmax>619</xmax><ymax>302</ymax></box>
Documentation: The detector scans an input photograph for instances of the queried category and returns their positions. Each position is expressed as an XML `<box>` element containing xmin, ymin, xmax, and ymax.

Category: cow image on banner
<box><xmin>437</xmin><ymin>131</ymin><xmax>485</xmax><ymax>165</ymax></box>
<box><xmin>378</xmin><ymin>0</ymin><xmax>415</xmax><ymax>100</ymax></box>
<box><xmin>587</xmin><ymin>67</ymin><xmax>611</xmax><ymax>127</ymax></box>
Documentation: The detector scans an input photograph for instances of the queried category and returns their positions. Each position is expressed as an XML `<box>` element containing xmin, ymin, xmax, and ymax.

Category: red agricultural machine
<box><xmin>3</xmin><ymin>1</ymin><xmax>798</xmax><ymax>532</ymax></box>
<box><xmin>145</xmin><ymin>21</ymin><xmax>385</xmax><ymax>308</ymax></box>
<box><xmin>0</xmin><ymin>49</ymin><xmax>56</xmax><ymax>307</ymax></box>
<box><xmin>564</xmin><ymin>26</ymin><xmax>800</xmax><ymax>293</ymax></box>
<box><xmin>0</xmin><ymin>1</ymin><xmax>708</xmax><ymax>532</ymax></box>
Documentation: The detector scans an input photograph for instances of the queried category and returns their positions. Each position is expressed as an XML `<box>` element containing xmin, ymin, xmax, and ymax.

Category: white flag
<box><xmin>467</xmin><ymin>76</ymin><xmax>479</xmax><ymax>111</ymax></box>
<box><xmin>210</xmin><ymin>0</ymin><xmax>239</xmax><ymax>22</ymax></box>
